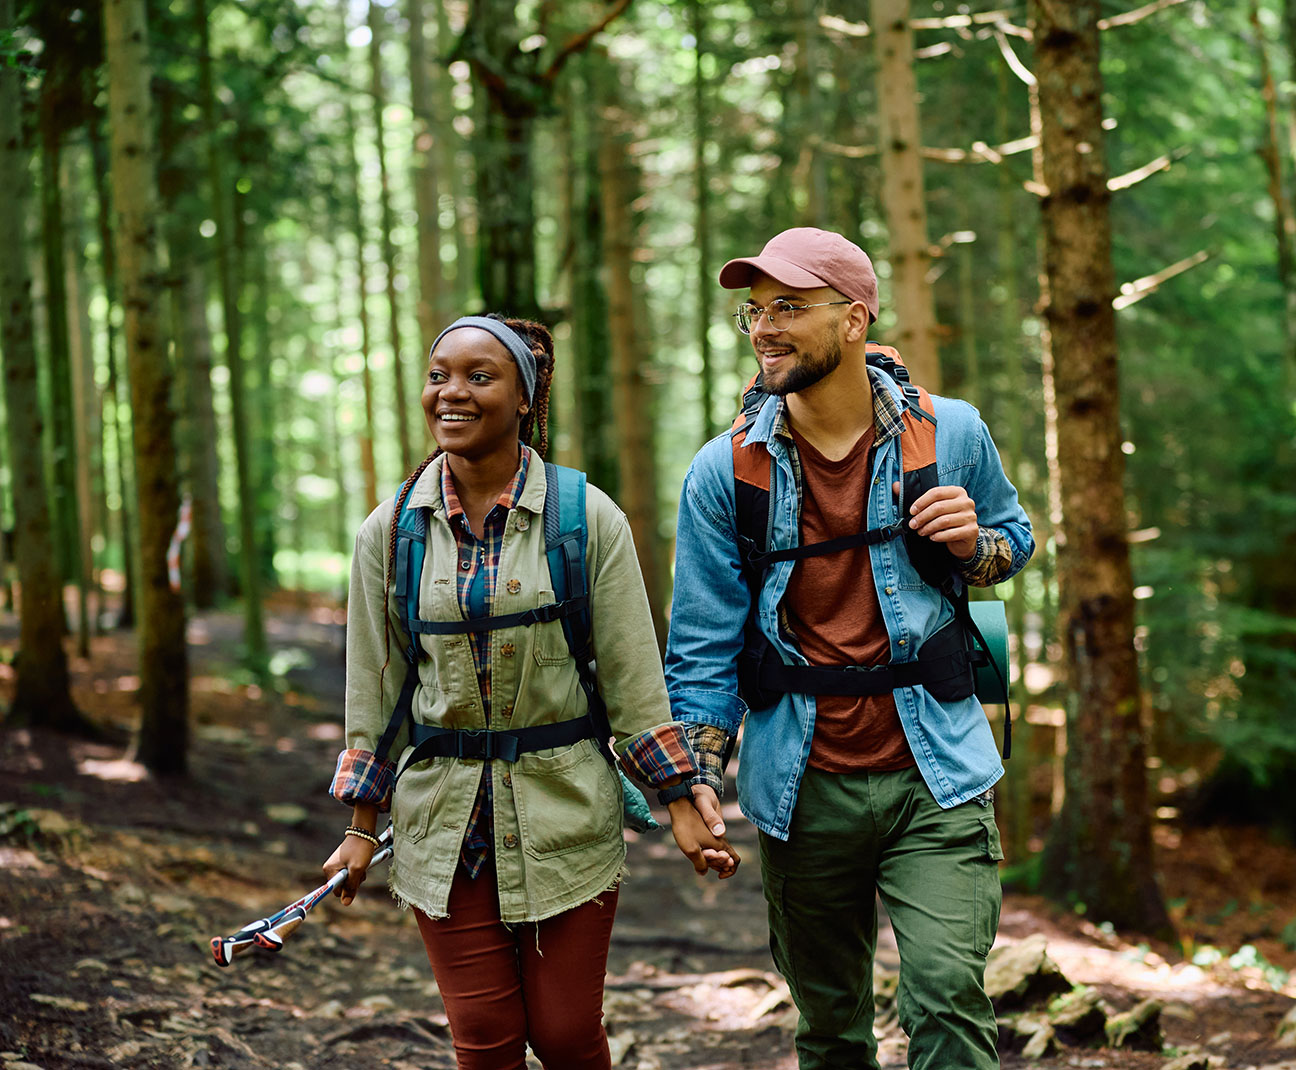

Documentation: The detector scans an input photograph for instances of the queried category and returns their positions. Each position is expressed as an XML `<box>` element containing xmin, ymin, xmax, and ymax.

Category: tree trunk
<box><xmin>62</xmin><ymin>143</ymin><xmax>100</xmax><ymax>650</ymax></box>
<box><xmin>434</xmin><ymin>0</ymin><xmax>472</xmax><ymax>307</ymax></box>
<box><xmin>244</xmin><ymin>212</ymin><xmax>278</xmax><ymax>589</ymax></box>
<box><xmin>176</xmin><ymin>259</ymin><xmax>228</xmax><ymax>608</ymax></box>
<box><xmin>996</xmin><ymin>64</ymin><xmax>1033</xmax><ymax>866</ymax></box>
<box><xmin>87</xmin><ymin>122</ymin><xmax>137</xmax><ymax>627</ymax></box>
<box><xmin>196</xmin><ymin>0</ymin><xmax>268</xmax><ymax>679</ymax></box>
<box><xmin>692</xmin><ymin>0</ymin><xmax>716</xmax><ymax>443</ymax></box>
<box><xmin>0</xmin><ymin>0</ymin><xmax>84</xmax><ymax>730</ymax></box>
<box><xmin>1031</xmin><ymin>0</ymin><xmax>1169</xmax><ymax>936</ymax></box>
<box><xmin>465</xmin><ymin>0</ymin><xmax>541</xmax><ymax>319</ymax></box>
<box><xmin>105</xmin><ymin>0</ymin><xmax>191</xmax><ymax>773</ymax></box>
<box><xmin>790</xmin><ymin>0</ymin><xmax>827</xmax><ymax>225</ymax></box>
<box><xmin>567</xmin><ymin>55</ymin><xmax>617</xmax><ymax>494</ymax></box>
<box><xmin>1250</xmin><ymin>0</ymin><xmax>1296</xmax><ymax>388</ymax></box>
<box><xmin>343</xmin><ymin>25</ymin><xmax>380</xmax><ymax>509</ymax></box>
<box><xmin>38</xmin><ymin>63</ymin><xmax>83</xmax><ymax>624</ymax></box>
<box><xmin>370</xmin><ymin>0</ymin><xmax>414</xmax><ymax>472</ymax></box>
<box><xmin>872</xmin><ymin>0</ymin><xmax>941</xmax><ymax>389</ymax></box>
<box><xmin>409</xmin><ymin>0</ymin><xmax>448</xmax><ymax>348</ymax></box>
<box><xmin>598</xmin><ymin>95</ymin><xmax>668</xmax><ymax>652</ymax></box>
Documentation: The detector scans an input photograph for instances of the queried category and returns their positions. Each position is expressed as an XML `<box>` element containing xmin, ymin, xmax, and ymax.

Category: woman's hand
<box><xmin>669</xmin><ymin>787</ymin><xmax>740</xmax><ymax>879</ymax></box>
<box><xmin>323</xmin><ymin>835</ymin><xmax>376</xmax><ymax>907</ymax></box>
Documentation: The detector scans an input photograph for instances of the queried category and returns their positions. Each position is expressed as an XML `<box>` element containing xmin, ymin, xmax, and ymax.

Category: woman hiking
<box><xmin>322</xmin><ymin>314</ymin><xmax>734</xmax><ymax>1069</ymax></box>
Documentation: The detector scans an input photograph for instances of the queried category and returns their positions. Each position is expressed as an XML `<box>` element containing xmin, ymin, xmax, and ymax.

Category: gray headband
<box><xmin>428</xmin><ymin>316</ymin><xmax>537</xmax><ymax>404</ymax></box>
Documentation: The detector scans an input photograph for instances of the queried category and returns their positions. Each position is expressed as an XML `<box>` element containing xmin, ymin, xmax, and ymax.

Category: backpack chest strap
<box><xmin>405</xmin><ymin>595</ymin><xmax>588</xmax><ymax>635</ymax></box>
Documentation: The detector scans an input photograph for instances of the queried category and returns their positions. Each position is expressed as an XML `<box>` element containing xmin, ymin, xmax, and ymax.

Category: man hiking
<box><xmin>662</xmin><ymin>227</ymin><xmax>1033</xmax><ymax>1069</ymax></box>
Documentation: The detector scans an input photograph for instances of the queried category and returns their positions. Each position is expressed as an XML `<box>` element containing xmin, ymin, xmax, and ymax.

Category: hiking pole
<box><xmin>210</xmin><ymin>825</ymin><xmax>393</xmax><ymax>967</ymax></box>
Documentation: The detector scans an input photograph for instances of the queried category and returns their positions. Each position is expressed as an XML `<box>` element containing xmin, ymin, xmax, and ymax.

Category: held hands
<box><xmin>669</xmin><ymin>785</ymin><xmax>740</xmax><ymax>880</ymax></box>
<box><xmin>323</xmin><ymin>835</ymin><xmax>376</xmax><ymax>907</ymax></box>
<box><xmin>894</xmin><ymin>482</ymin><xmax>979</xmax><ymax>562</ymax></box>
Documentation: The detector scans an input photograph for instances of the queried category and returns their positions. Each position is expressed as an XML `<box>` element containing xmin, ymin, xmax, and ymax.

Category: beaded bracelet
<box><xmin>344</xmin><ymin>825</ymin><xmax>381</xmax><ymax>847</ymax></box>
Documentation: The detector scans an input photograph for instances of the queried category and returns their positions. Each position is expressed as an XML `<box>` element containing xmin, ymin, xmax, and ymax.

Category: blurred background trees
<box><xmin>1</xmin><ymin>0</ymin><xmax>1294</xmax><ymax>930</ymax></box>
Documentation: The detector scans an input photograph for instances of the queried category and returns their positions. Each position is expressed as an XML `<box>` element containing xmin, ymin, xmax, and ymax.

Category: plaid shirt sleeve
<box><xmin>680</xmin><ymin>723</ymin><xmax>733</xmax><ymax>799</ymax></box>
<box><xmin>618</xmin><ymin>723</ymin><xmax>699</xmax><ymax>787</ymax></box>
<box><xmin>956</xmin><ymin>526</ymin><xmax>1016</xmax><ymax>588</ymax></box>
<box><xmin>330</xmin><ymin>748</ymin><xmax>396</xmax><ymax>812</ymax></box>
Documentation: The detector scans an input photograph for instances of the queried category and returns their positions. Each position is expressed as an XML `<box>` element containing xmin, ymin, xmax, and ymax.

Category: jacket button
<box><xmin>502</xmin><ymin>773</ymin><xmax>512</xmax><ymax>788</ymax></box>
<box><xmin>516</xmin><ymin>516</ymin><xmax>530</xmax><ymax>531</ymax></box>
<box><xmin>504</xmin><ymin>834</ymin><xmax>518</xmax><ymax>848</ymax></box>
<box><xmin>898</xmin><ymin>638</ymin><xmax>907</xmax><ymax>646</ymax></box>
<box><xmin>885</xmin><ymin>587</ymin><xmax>894</xmax><ymax>596</ymax></box>
<box><xmin>460</xmin><ymin>559</ymin><xmax>471</xmax><ymax>571</ymax></box>
<box><xmin>501</xmin><ymin>703</ymin><xmax>514</xmax><ymax>718</ymax></box>
<box><xmin>506</xmin><ymin>578</ymin><xmax>521</xmax><ymax>594</ymax></box>
<box><xmin>501</xmin><ymin>643</ymin><xmax>515</xmax><ymax>657</ymax></box>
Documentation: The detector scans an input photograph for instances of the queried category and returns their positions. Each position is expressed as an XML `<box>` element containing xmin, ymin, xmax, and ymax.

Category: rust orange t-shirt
<box><xmin>785</xmin><ymin>425</ymin><xmax>915</xmax><ymax>773</ymax></box>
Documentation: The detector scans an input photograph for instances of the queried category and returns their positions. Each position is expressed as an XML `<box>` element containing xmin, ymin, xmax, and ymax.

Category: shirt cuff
<box><xmin>618</xmin><ymin>722</ymin><xmax>699</xmax><ymax>788</ymax></box>
<box><xmin>330</xmin><ymin>748</ymin><xmax>395</xmax><ymax>812</ymax></box>
<box><xmin>682</xmin><ymin>723</ymin><xmax>733</xmax><ymax>799</ymax></box>
<box><xmin>956</xmin><ymin>527</ymin><xmax>1015</xmax><ymax>587</ymax></box>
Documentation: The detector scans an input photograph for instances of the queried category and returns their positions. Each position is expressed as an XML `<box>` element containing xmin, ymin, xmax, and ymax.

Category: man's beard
<box><xmin>764</xmin><ymin>336</ymin><xmax>843</xmax><ymax>396</ymax></box>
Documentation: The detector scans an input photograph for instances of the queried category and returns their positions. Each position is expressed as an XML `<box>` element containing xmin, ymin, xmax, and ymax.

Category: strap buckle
<box><xmin>453</xmin><ymin>729</ymin><xmax>519</xmax><ymax>762</ymax></box>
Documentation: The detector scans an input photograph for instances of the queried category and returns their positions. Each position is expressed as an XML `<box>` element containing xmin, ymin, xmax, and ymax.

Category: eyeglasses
<box><xmin>732</xmin><ymin>299</ymin><xmax>851</xmax><ymax>335</ymax></box>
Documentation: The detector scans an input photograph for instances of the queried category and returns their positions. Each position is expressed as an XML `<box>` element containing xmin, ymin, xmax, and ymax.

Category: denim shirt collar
<box><xmin>740</xmin><ymin>365</ymin><xmax>910</xmax><ymax>452</ymax></box>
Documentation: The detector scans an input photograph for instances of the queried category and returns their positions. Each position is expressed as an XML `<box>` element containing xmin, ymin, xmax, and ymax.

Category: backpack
<box><xmin>372</xmin><ymin>461</ymin><xmax>660</xmax><ymax>832</ymax></box>
<box><xmin>730</xmin><ymin>344</ymin><xmax>1012</xmax><ymax>758</ymax></box>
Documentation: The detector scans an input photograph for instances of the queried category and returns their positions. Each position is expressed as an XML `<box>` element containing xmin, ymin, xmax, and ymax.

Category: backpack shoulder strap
<box><xmin>375</xmin><ymin>477</ymin><xmax>427</xmax><ymax>765</ymax></box>
<box><xmin>731</xmin><ymin>373</ymin><xmax>773</xmax><ymax>576</ymax></box>
<box><xmin>543</xmin><ymin>463</ymin><xmax>615</xmax><ymax>763</ymax></box>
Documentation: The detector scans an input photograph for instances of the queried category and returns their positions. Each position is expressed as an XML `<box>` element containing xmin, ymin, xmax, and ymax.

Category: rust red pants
<box><xmin>413</xmin><ymin>860</ymin><xmax>618</xmax><ymax>1070</ymax></box>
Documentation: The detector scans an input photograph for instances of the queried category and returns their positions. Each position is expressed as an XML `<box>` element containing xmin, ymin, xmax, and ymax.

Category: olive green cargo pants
<box><xmin>758</xmin><ymin>764</ymin><xmax>1003</xmax><ymax>1070</ymax></box>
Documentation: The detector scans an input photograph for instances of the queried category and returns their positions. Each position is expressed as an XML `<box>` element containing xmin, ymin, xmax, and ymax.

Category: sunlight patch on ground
<box><xmin>996</xmin><ymin>910</ymin><xmax>1287</xmax><ymax>1003</ymax></box>
<box><xmin>77</xmin><ymin>757</ymin><xmax>147</xmax><ymax>783</ymax></box>
<box><xmin>0</xmin><ymin>847</ymin><xmax>55</xmax><ymax>875</ymax></box>
<box><xmin>306</xmin><ymin>723</ymin><xmax>343</xmax><ymax>741</ymax></box>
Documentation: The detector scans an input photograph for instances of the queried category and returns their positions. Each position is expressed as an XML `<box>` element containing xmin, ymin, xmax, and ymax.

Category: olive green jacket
<box><xmin>344</xmin><ymin>450</ymin><xmax>674</xmax><ymax>922</ymax></box>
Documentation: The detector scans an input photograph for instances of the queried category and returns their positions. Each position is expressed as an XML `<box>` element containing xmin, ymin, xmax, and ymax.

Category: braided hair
<box><xmin>376</xmin><ymin>314</ymin><xmax>557</xmax><ymax>692</ymax></box>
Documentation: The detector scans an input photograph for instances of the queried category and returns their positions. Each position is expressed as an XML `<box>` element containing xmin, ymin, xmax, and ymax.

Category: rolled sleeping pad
<box><xmin>969</xmin><ymin>599</ymin><xmax>1010</xmax><ymax>704</ymax></box>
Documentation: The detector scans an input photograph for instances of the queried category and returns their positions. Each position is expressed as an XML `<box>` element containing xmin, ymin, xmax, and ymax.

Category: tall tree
<box><xmin>873</xmin><ymin>0</ymin><xmax>941</xmax><ymax>388</ymax></box>
<box><xmin>459</xmin><ymin>0</ymin><xmax>630</xmax><ymax>317</ymax></box>
<box><xmin>599</xmin><ymin>86</ymin><xmax>668</xmax><ymax>649</ymax></box>
<box><xmin>104</xmin><ymin>0</ymin><xmax>190</xmax><ymax>772</ymax></box>
<box><xmin>62</xmin><ymin>143</ymin><xmax>101</xmax><ymax>650</ymax></box>
<box><xmin>1031</xmin><ymin>0</ymin><xmax>1169</xmax><ymax>935</ymax></box>
<box><xmin>692</xmin><ymin>0</ymin><xmax>716</xmax><ymax>443</ymax></box>
<box><xmin>0</xmin><ymin>2</ymin><xmax>85</xmax><ymax>731</ymax></box>
<box><xmin>408</xmin><ymin>0</ymin><xmax>449</xmax><ymax>347</ymax></box>
<box><xmin>343</xmin><ymin>17</ymin><xmax>380</xmax><ymax>511</ymax></box>
<box><xmin>195</xmin><ymin>0</ymin><xmax>268</xmax><ymax>677</ymax></box>
<box><xmin>370</xmin><ymin>0</ymin><xmax>413</xmax><ymax>472</ymax></box>
<box><xmin>87</xmin><ymin>123</ymin><xmax>138</xmax><ymax>627</ymax></box>
<box><xmin>36</xmin><ymin>19</ymin><xmax>90</xmax><ymax>642</ymax></box>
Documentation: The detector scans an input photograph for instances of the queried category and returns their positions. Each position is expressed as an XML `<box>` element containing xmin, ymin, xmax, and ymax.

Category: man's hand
<box><xmin>669</xmin><ymin>786</ymin><xmax>740</xmax><ymax>879</ymax></box>
<box><xmin>894</xmin><ymin>482</ymin><xmax>978</xmax><ymax>561</ymax></box>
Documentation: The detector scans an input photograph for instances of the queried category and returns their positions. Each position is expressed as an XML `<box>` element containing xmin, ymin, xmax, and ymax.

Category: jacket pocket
<box><xmin>514</xmin><ymin>739</ymin><xmax>617</xmax><ymax>857</ymax></box>
<box><xmin>390</xmin><ymin>759</ymin><xmax>454</xmax><ymax>844</ymax></box>
<box><xmin>530</xmin><ymin>589</ymin><xmax>571</xmax><ymax>667</ymax></box>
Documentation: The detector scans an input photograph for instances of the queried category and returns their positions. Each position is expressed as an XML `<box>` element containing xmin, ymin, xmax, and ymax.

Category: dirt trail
<box><xmin>1</xmin><ymin>605</ymin><xmax>1293</xmax><ymax>1069</ymax></box>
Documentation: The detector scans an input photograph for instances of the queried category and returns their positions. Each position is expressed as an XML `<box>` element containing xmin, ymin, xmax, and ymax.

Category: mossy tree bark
<box><xmin>1031</xmin><ymin>0</ymin><xmax>1170</xmax><ymax>936</ymax></box>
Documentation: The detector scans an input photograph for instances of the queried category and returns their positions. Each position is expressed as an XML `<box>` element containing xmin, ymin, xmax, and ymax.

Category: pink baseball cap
<box><xmin>719</xmin><ymin>227</ymin><xmax>879</xmax><ymax>323</ymax></box>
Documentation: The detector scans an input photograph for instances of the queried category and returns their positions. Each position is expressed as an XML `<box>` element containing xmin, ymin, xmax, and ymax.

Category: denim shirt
<box><xmin>664</xmin><ymin>369</ymin><xmax>1034</xmax><ymax>840</ymax></box>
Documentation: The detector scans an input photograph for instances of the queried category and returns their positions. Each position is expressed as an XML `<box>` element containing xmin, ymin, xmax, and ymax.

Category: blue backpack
<box><xmin>372</xmin><ymin>461</ymin><xmax>660</xmax><ymax>832</ymax></box>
